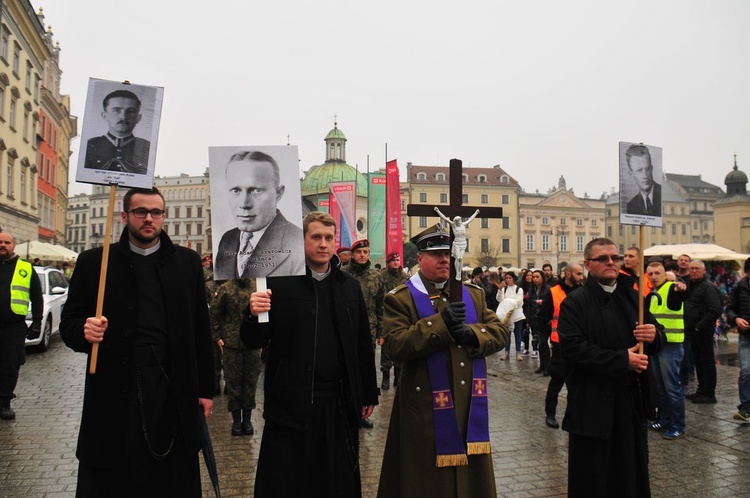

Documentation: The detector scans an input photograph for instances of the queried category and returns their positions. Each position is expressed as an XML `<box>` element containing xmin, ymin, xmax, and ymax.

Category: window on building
<box><xmin>9</xmin><ymin>97</ymin><xmax>16</xmax><ymax>129</ymax></box>
<box><xmin>462</xmin><ymin>194</ymin><xmax>468</xmax><ymax>204</ymax></box>
<box><xmin>22</xmin><ymin>109</ymin><xmax>28</xmax><ymax>141</ymax></box>
<box><xmin>481</xmin><ymin>238</ymin><xmax>489</xmax><ymax>253</ymax></box>
<box><xmin>680</xmin><ymin>207</ymin><xmax>685</xmax><ymax>215</ymax></box>
<box><xmin>560</xmin><ymin>218</ymin><xmax>567</xmax><ymax>225</ymax></box>
<box><xmin>576</xmin><ymin>218</ymin><xmax>583</xmax><ymax>226</ymax></box>
<box><xmin>576</xmin><ymin>235</ymin><xmax>584</xmax><ymax>252</ymax></box>
<box><xmin>462</xmin><ymin>174</ymin><xmax>468</xmax><ymax>182</ymax></box>
<box><xmin>197</xmin><ymin>206</ymin><xmax>203</xmax><ymax>218</ymax></box>
<box><xmin>542</xmin><ymin>217</ymin><xmax>549</xmax><ymax>225</ymax></box>
<box><xmin>174</xmin><ymin>206</ymin><xmax>181</xmax><ymax>218</ymax></box>
<box><xmin>620</xmin><ymin>244</ymin><xmax>625</xmax><ymax>253</ymax></box>
<box><xmin>478</xmin><ymin>175</ymin><xmax>487</xmax><ymax>183</ymax></box>
<box><xmin>607</xmin><ymin>226</ymin><xmax>612</xmax><ymax>237</ymax></box>
<box><xmin>197</xmin><ymin>223</ymin><xmax>203</xmax><ymax>235</ymax></box>
<box><xmin>75</xmin><ymin>213</ymin><xmax>79</xmax><ymax>224</ymax></box>
<box><xmin>436</xmin><ymin>173</ymin><xmax>445</xmax><ymax>181</ymax></box>
<box><xmin>499</xmin><ymin>238</ymin><xmax>509</xmax><ymax>253</ymax></box>
<box><xmin>671</xmin><ymin>224</ymin><xmax>676</xmax><ymax>235</ymax></box>
<box><xmin>481</xmin><ymin>218</ymin><xmax>489</xmax><ymax>229</ymax></box>
<box><xmin>502</xmin><ymin>217</ymin><xmax>510</xmax><ymax>229</ymax></box>
<box><xmin>481</xmin><ymin>194</ymin><xmax>488</xmax><ymax>204</ymax></box>
<box><xmin>401</xmin><ymin>217</ymin><xmax>405</xmax><ymax>229</ymax></box>
<box><xmin>693</xmin><ymin>220</ymin><xmax>698</xmax><ymax>230</ymax></box>
<box><xmin>0</xmin><ymin>86</ymin><xmax>4</xmax><ymax>119</ymax></box>
<box><xmin>542</xmin><ymin>235</ymin><xmax>549</xmax><ymax>251</ymax></box>
<box><xmin>33</xmin><ymin>74</ymin><xmax>39</xmax><ymax>102</ymax></box>
<box><xmin>651</xmin><ymin>226</ymin><xmax>657</xmax><ymax>234</ymax></box>
<box><xmin>681</xmin><ymin>224</ymin><xmax>687</xmax><ymax>235</ymax></box>
<box><xmin>419</xmin><ymin>216</ymin><xmax>427</xmax><ymax>228</ymax></box>
<box><xmin>12</xmin><ymin>43</ymin><xmax>20</xmax><ymax>75</ymax></box>
<box><xmin>618</xmin><ymin>225</ymin><xmax>623</xmax><ymax>236</ymax></box>
<box><xmin>526</xmin><ymin>216</ymin><xmax>533</xmax><ymax>224</ymax></box>
<box><xmin>560</xmin><ymin>235</ymin><xmax>567</xmax><ymax>252</ymax></box>
<box><xmin>186</xmin><ymin>224</ymin><xmax>192</xmax><ymax>235</ymax></box>
<box><xmin>440</xmin><ymin>193</ymin><xmax>447</xmax><ymax>203</ymax></box>
<box><xmin>592</xmin><ymin>219</ymin><xmax>598</xmax><ymax>227</ymax></box>
<box><xmin>703</xmin><ymin>221</ymin><xmax>708</xmax><ymax>230</ymax></box>
<box><xmin>501</xmin><ymin>194</ymin><xmax>509</xmax><ymax>205</ymax></box>
<box><xmin>670</xmin><ymin>206</ymin><xmax>675</xmax><ymax>215</ymax></box>
<box><xmin>19</xmin><ymin>170</ymin><xmax>25</xmax><ymax>203</ymax></box>
<box><xmin>82</xmin><ymin>213</ymin><xmax>86</xmax><ymax>223</ymax></box>
<box><xmin>186</xmin><ymin>207</ymin><xmax>192</xmax><ymax>218</ymax></box>
<box><xmin>417</xmin><ymin>172</ymin><xmax>426</xmax><ymax>181</ymax></box>
<box><xmin>662</xmin><ymin>225</ymin><xmax>667</xmax><ymax>234</ymax></box>
<box><xmin>631</xmin><ymin>226</ymin><xmax>636</xmax><ymax>235</ymax></box>
<box><xmin>174</xmin><ymin>224</ymin><xmax>180</xmax><ymax>236</ymax></box>
<box><xmin>501</xmin><ymin>176</ymin><xmax>509</xmax><ymax>184</ymax></box>
<box><xmin>419</xmin><ymin>192</ymin><xmax>427</xmax><ymax>203</ymax></box>
<box><xmin>25</xmin><ymin>62</ymin><xmax>31</xmax><ymax>93</ymax></box>
<box><xmin>400</xmin><ymin>200</ymin><xmax>405</xmax><ymax>210</ymax></box>
<box><xmin>526</xmin><ymin>234</ymin><xmax>534</xmax><ymax>251</ymax></box>
<box><xmin>6</xmin><ymin>160</ymin><xmax>13</xmax><ymax>197</ymax></box>
<box><xmin>0</xmin><ymin>26</ymin><xmax>8</xmax><ymax>61</ymax></box>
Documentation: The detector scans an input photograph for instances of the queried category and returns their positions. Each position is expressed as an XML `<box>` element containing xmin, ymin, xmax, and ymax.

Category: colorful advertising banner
<box><xmin>368</xmin><ymin>173</ymin><xmax>386</xmax><ymax>264</ymax></box>
<box><xmin>318</xmin><ymin>199</ymin><xmax>330</xmax><ymax>213</ymax></box>
<box><xmin>385</xmin><ymin>160</ymin><xmax>404</xmax><ymax>266</ymax></box>
<box><xmin>329</xmin><ymin>181</ymin><xmax>357</xmax><ymax>250</ymax></box>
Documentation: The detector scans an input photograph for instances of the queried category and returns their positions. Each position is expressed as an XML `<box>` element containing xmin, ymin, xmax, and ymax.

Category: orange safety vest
<box><xmin>550</xmin><ymin>284</ymin><xmax>567</xmax><ymax>343</ymax></box>
<box><xmin>619</xmin><ymin>268</ymin><xmax>653</xmax><ymax>297</ymax></box>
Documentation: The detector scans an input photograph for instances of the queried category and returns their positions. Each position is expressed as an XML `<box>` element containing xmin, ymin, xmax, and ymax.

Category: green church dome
<box><xmin>325</xmin><ymin>127</ymin><xmax>347</xmax><ymax>140</ymax></box>
<box><xmin>301</xmin><ymin>162</ymin><xmax>368</xmax><ymax>196</ymax></box>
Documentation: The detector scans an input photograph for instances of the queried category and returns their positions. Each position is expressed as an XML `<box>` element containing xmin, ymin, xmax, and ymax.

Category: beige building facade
<box><xmin>401</xmin><ymin>163</ymin><xmax>521</xmax><ymax>268</ymax></box>
<box><xmin>714</xmin><ymin>158</ymin><xmax>750</xmax><ymax>253</ymax></box>
<box><xmin>520</xmin><ymin>178</ymin><xmax>605</xmax><ymax>271</ymax></box>
<box><xmin>155</xmin><ymin>172</ymin><xmax>211</xmax><ymax>256</ymax></box>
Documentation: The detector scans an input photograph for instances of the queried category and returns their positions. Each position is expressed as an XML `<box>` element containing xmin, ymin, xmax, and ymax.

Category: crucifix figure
<box><xmin>406</xmin><ymin>158</ymin><xmax>504</xmax><ymax>301</ymax></box>
<box><xmin>434</xmin><ymin>207</ymin><xmax>479</xmax><ymax>280</ymax></box>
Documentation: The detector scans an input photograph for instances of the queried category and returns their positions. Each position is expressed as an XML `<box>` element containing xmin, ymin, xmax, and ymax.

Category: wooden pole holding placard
<box><xmin>638</xmin><ymin>224</ymin><xmax>645</xmax><ymax>354</ymax></box>
<box><xmin>89</xmin><ymin>184</ymin><xmax>117</xmax><ymax>374</ymax></box>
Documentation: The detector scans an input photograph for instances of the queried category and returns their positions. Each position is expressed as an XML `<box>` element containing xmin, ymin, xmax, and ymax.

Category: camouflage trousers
<box><xmin>224</xmin><ymin>347</ymin><xmax>262</xmax><ymax>412</ymax></box>
<box><xmin>379</xmin><ymin>347</ymin><xmax>400</xmax><ymax>372</ymax></box>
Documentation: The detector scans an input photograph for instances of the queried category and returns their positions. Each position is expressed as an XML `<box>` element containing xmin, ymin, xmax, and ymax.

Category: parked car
<box><xmin>25</xmin><ymin>267</ymin><xmax>69</xmax><ymax>352</ymax></box>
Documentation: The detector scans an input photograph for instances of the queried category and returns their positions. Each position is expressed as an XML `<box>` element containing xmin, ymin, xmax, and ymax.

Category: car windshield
<box><xmin>37</xmin><ymin>273</ymin><xmax>47</xmax><ymax>294</ymax></box>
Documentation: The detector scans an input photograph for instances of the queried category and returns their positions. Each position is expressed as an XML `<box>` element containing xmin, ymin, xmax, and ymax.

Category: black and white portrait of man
<box><xmin>209</xmin><ymin>146</ymin><xmax>305</xmax><ymax>280</ymax></box>
<box><xmin>76</xmin><ymin>79</ymin><xmax>163</xmax><ymax>189</ymax></box>
<box><xmin>619</xmin><ymin>142</ymin><xmax>663</xmax><ymax>227</ymax></box>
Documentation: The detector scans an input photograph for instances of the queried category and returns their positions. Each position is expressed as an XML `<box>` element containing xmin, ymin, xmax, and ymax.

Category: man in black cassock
<box><xmin>241</xmin><ymin>211</ymin><xmax>379</xmax><ymax>497</ymax></box>
<box><xmin>559</xmin><ymin>237</ymin><xmax>665</xmax><ymax>497</ymax></box>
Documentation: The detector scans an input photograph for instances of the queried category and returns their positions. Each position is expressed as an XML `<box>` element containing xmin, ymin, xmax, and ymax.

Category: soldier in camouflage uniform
<box><xmin>378</xmin><ymin>252</ymin><xmax>408</xmax><ymax>390</ymax></box>
<box><xmin>210</xmin><ymin>278</ymin><xmax>262</xmax><ymax>436</ymax></box>
<box><xmin>203</xmin><ymin>254</ymin><xmax>222</xmax><ymax>396</ymax></box>
<box><xmin>342</xmin><ymin>239</ymin><xmax>384</xmax><ymax>428</ymax></box>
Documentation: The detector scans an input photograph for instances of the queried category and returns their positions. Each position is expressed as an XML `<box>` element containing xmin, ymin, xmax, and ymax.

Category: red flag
<box><xmin>385</xmin><ymin>160</ymin><xmax>404</xmax><ymax>266</ymax></box>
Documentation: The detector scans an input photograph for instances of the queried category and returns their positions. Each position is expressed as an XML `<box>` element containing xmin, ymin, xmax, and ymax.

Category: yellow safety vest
<box><xmin>10</xmin><ymin>259</ymin><xmax>33</xmax><ymax>316</ymax></box>
<box><xmin>649</xmin><ymin>281</ymin><xmax>684</xmax><ymax>343</ymax></box>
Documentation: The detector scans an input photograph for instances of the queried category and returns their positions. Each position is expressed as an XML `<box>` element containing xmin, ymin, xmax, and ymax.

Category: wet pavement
<box><xmin>1</xmin><ymin>333</ymin><xmax>749</xmax><ymax>497</ymax></box>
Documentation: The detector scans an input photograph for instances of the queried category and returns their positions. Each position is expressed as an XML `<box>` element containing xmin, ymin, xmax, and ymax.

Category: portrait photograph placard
<box><xmin>209</xmin><ymin>145</ymin><xmax>305</xmax><ymax>280</ymax></box>
<box><xmin>619</xmin><ymin>141</ymin><xmax>663</xmax><ymax>228</ymax></box>
<box><xmin>75</xmin><ymin>78</ymin><xmax>163</xmax><ymax>188</ymax></box>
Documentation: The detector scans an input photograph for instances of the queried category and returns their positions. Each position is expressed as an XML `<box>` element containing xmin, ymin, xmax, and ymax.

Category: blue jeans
<box><xmin>652</xmin><ymin>342</ymin><xmax>685</xmax><ymax>432</ymax></box>
<box><xmin>504</xmin><ymin>320</ymin><xmax>524</xmax><ymax>354</ymax></box>
<box><xmin>679</xmin><ymin>333</ymin><xmax>694</xmax><ymax>387</ymax></box>
<box><xmin>738</xmin><ymin>334</ymin><xmax>750</xmax><ymax>412</ymax></box>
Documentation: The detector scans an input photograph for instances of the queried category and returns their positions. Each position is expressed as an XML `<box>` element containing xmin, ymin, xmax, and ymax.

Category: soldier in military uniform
<box><xmin>210</xmin><ymin>278</ymin><xmax>262</xmax><ymax>436</ymax></box>
<box><xmin>378</xmin><ymin>252</ymin><xmax>408</xmax><ymax>390</ymax></box>
<box><xmin>378</xmin><ymin>225</ymin><xmax>508</xmax><ymax>498</ymax></box>
<box><xmin>203</xmin><ymin>253</ymin><xmax>223</xmax><ymax>396</ymax></box>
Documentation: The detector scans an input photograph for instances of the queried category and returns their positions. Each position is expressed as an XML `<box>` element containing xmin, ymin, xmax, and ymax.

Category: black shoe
<box><xmin>545</xmin><ymin>415</ymin><xmax>559</xmax><ymax>428</ymax></box>
<box><xmin>685</xmin><ymin>392</ymin><xmax>701</xmax><ymax>400</ymax></box>
<box><xmin>242</xmin><ymin>409</ymin><xmax>254</xmax><ymax>435</ymax></box>
<box><xmin>381</xmin><ymin>373</ymin><xmax>390</xmax><ymax>391</ymax></box>
<box><xmin>360</xmin><ymin>418</ymin><xmax>374</xmax><ymax>429</ymax></box>
<box><xmin>0</xmin><ymin>406</ymin><xmax>15</xmax><ymax>420</ymax></box>
<box><xmin>691</xmin><ymin>395</ymin><xmax>717</xmax><ymax>404</ymax></box>
<box><xmin>231</xmin><ymin>409</ymin><xmax>243</xmax><ymax>436</ymax></box>
<box><xmin>534</xmin><ymin>367</ymin><xmax>544</xmax><ymax>374</ymax></box>
<box><xmin>542</xmin><ymin>370</ymin><xmax>550</xmax><ymax>377</ymax></box>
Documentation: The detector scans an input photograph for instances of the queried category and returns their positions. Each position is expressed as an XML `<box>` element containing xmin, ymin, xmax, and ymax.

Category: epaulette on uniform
<box><xmin>464</xmin><ymin>282</ymin><xmax>483</xmax><ymax>291</ymax></box>
<box><xmin>388</xmin><ymin>284</ymin><xmax>409</xmax><ymax>295</ymax></box>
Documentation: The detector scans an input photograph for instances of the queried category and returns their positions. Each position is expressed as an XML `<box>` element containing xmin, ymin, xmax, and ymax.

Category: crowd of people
<box><xmin>3</xmin><ymin>192</ymin><xmax>749</xmax><ymax>497</ymax></box>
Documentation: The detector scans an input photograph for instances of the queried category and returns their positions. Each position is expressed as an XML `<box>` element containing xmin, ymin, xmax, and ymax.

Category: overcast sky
<box><xmin>39</xmin><ymin>0</ymin><xmax>749</xmax><ymax>199</ymax></box>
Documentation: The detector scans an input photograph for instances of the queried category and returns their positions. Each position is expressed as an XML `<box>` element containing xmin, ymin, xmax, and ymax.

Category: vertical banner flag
<box><xmin>368</xmin><ymin>173</ymin><xmax>387</xmax><ymax>265</ymax></box>
<box><xmin>328</xmin><ymin>189</ymin><xmax>340</xmax><ymax>249</ymax></box>
<box><xmin>385</xmin><ymin>160</ymin><xmax>404</xmax><ymax>266</ymax></box>
<box><xmin>329</xmin><ymin>181</ymin><xmax>357</xmax><ymax>250</ymax></box>
<box><xmin>318</xmin><ymin>199</ymin><xmax>330</xmax><ymax>214</ymax></box>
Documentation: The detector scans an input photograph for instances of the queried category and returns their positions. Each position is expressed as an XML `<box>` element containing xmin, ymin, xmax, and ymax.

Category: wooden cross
<box><xmin>407</xmin><ymin>158</ymin><xmax>504</xmax><ymax>301</ymax></box>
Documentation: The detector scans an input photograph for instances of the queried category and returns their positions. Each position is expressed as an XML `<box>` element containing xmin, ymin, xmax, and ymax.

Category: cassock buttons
<box><xmin>416</xmin><ymin>387</ymin><xmax>421</xmax><ymax>392</ymax></box>
<box><xmin>461</xmin><ymin>380</ymin><xmax>466</xmax><ymax>385</ymax></box>
<box><xmin>460</xmin><ymin>362</ymin><xmax>465</xmax><ymax>367</ymax></box>
<box><xmin>427</xmin><ymin>321</ymin><xmax>432</xmax><ymax>326</ymax></box>
<box><xmin>457</xmin><ymin>345</ymin><xmax>462</xmax><ymax>349</ymax></box>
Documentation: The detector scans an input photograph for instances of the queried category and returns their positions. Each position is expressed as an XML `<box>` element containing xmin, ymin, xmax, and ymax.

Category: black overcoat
<box><xmin>60</xmin><ymin>229</ymin><xmax>214</xmax><ymax>468</ymax></box>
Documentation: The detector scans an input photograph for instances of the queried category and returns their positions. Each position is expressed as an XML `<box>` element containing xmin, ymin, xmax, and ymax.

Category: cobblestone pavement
<box><xmin>1</xmin><ymin>333</ymin><xmax>748</xmax><ymax>497</ymax></box>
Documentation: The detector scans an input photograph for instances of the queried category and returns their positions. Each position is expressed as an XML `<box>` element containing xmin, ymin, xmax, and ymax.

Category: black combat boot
<box><xmin>393</xmin><ymin>367</ymin><xmax>401</xmax><ymax>388</ymax></box>
<box><xmin>0</xmin><ymin>397</ymin><xmax>15</xmax><ymax>420</ymax></box>
<box><xmin>241</xmin><ymin>409</ymin><xmax>254</xmax><ymax>435</ymax></box>
<box><xmin>231</xmin><ymin>410</ymin><xmax>243</xmax><ymax>436</ymax></box>
<box><xmin>381</xmin><ymin>371</ymin><xmax>390</xmax><ymax>391</ymax></box>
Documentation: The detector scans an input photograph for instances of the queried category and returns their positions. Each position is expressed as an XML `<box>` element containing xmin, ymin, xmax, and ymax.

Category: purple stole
<box><xmin>405</xmin><ymin>276</ymin><xmax>491</xmax><ymax>467</ymax></box>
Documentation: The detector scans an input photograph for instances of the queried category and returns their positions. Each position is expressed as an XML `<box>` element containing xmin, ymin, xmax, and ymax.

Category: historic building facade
<box><xmin>714</xmin><ymin>156</ymin><xmax>750</xmax><ymax>253</ymax></box>
<box><xmin>400</xmin><ymin>162</ymin><xmax>522</xmax><ymax>268</ymax></box>
<box><xmin>666</xmin><ymin>173</ymin><xmax>722</xmax><ymax>244</ymax></box>
<box><xmin>519</xmin><ymin>177</ymin><xmax>605</xmax><ymax>271</ymax></box>
<box><xmin>66</xmin><ymin>193</ymin><xmax>89</xmax><ymax>254</ymax></box>
<box><xmin>155</xmin><ymin>172</ymin><xmax>211</xmax><ymax>256</ymax></box>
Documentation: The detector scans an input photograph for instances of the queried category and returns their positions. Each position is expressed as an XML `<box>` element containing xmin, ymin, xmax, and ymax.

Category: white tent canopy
<box><xmin>643</xmin><ymin>243</ymin><xmax>750</xmax><ymax>263</ymax></box>
<box><xmin>15</xmin><ymin>241</ymin><xmax>78</xmax><ymax>262</ymax></box>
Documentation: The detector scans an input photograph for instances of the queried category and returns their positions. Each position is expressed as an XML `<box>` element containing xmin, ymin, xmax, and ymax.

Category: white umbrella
<box><xmin>644</xmin><ymin>243</ymin><xmax>750</xmax><ymax>263</ymax></box>
<box><xmin>15</xmin><ymin>241</ymin><xmax>65</xmax><ymax>261</ymax></box>
<box><xmin>45</xmin><ymin>244</ymin><xmax>78</xmax><ymax>261</ymax></box>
